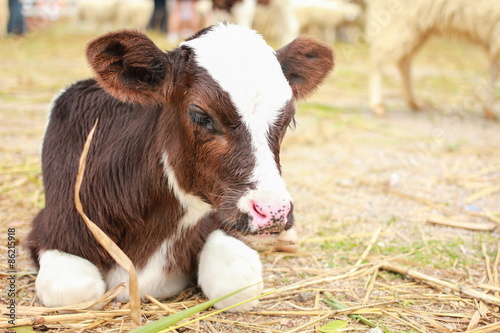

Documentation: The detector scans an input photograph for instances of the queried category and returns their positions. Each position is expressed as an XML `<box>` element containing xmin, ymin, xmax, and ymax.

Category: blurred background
<box><xmin>0</xmin><ymin>0</ymin><xmax>365</xmax><ymax>44</ymax></box>
<box><xmin>1</xmin><ymin>0</ymin><xmax>498</xmax><ymax>117</ymax></box>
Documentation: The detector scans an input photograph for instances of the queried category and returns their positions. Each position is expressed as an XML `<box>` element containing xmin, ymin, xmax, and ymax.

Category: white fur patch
<box><xmin>105</xmin><ymin>240</ymin><xmax>189</xmax><ymax>301</ymax></box>
<box><xmin>161</xmin><ymin>153</ymin><xmax>212</xmax><ymax>229</ymax></box>
<box><xmin>36</xmin><ymin>250</ymin><xmax>106</xmax><ymax>307</ymax></box>
<box><xmin>182</xmin><ymin>23</ymin><xmax>293</xmax><ymax>223</ymax></box>
<box><xmin>198</xmin><ymin>230</ymin><xmax>263</xmax><ymax>311</ymax></box>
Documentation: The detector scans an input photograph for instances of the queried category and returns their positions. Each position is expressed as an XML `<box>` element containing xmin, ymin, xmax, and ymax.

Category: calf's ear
<box><xmin>86</xmin><ymin>30</ymin><xmax>168</xmax><ymax>105</ymax></box>
<box><xmin>276</xmin><ymin>36</ymin><xmax>334</xmax><ymax>100</ymax></box>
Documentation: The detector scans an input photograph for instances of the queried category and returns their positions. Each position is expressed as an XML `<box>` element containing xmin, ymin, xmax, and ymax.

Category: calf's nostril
<box><xmin>248</xmin><ymin>200</ymin><xmax>293</xmax><ymax>230</ymax></box>
<box><xmin>252</xmin><ymin>202</ymin><xmax>268</xmax><ymax>218</ymax></box>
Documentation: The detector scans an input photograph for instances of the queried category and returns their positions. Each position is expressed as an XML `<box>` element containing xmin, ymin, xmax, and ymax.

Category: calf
<box><xmin>28</xmin><ymin>23</ymin><xmax>333</xmax><ymax>311</ymax></box>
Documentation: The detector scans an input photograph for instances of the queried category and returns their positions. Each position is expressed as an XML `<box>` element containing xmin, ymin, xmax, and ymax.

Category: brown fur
<box><xmin>277</xmin><ymin>36</ymin><xmax>334</xmax><ymax>100</ymax></box>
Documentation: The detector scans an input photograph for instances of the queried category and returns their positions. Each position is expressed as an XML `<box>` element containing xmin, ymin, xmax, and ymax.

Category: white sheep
<box><xmin>291</xmin><ymin>0</ymin><xmax>362</xmax><ymax>43</ymax></box>
<box><xmin>115</xmin><ymin>0</ymin><xmax>154</xmax><ymax>30</ymax></box>
<box><xmin>208</xmin><ymin>0</ymin><xmax>257</xmax><ymax>28</ymax></box>
<box><xmin>252</xmin><ymin>0</ymin><xmax>298</xmax><ymax>45</ymax></box>
<box><xmin>75</xmin><ymin>0</ymin><xmax>119</xmax><ymax>30</ymax></box>
<box><xmin>367</xmin><ymin>0</ymin><xmax>500</xmax><ymax>119</ymax></box>
<box><xmin>206</xmin><ymin>0</ymin><xmax>298</xmax><ymax>46</ymax></box>
<box><xmin>252</xmin><ymin>0</ymin><xmax>362</xmax><ymax>45</ymax></box>
<box><xmin>75</xmin><ymin>0</ymin><xmax>153</xmax><ymax>30</ymax></box>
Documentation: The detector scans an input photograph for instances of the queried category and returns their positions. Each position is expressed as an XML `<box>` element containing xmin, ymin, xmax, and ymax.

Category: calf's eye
<box><xmin>189</xmin><ymin>107</ymin><xmax>216</xmax><ymax>132</ymax></box>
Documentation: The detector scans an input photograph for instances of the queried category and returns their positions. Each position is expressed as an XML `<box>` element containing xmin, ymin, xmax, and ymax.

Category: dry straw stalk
<box><xmin>74</xmin><ymin>119</ymin><xmax>141</xmax><ymax>327</ymax></box>
<box><xmin>381</xmin><ymin>263</ymin><xmax>500</xmax><ymax>307</ymax></box>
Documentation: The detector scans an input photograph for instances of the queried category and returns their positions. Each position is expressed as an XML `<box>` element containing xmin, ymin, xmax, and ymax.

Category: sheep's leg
<box><xmin>484</xmin><ymin>59</ymin><xmax>498</xmax><ymax>120</ymax></box>
<box><xmin>369</xmin><ymin>60</ymin><xmax>386</xmax><ymax>116</ymax></box>
<box><xmin>398</xmin><ymin>55</ymin><xmax>420</xmax><ymax>111</ymax></box>
<box><xmin>198</xmin><ymin>230</ymin><xmax>263</xmax><ymax>312</ymax></box>
<box><xmin>36</xmin><ymin>250</ymin><xmax>106</xmax><ymax>307</ymax></box>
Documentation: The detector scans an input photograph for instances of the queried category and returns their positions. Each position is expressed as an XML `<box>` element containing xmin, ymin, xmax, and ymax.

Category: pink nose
<box><xmin>250</xmin><ymin>200</ymin><xmax>292</xmax><ymax>232</ymax></box>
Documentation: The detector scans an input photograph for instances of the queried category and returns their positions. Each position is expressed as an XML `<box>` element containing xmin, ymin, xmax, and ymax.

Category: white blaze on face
<box><xmin>181</xmin><ymin>24</ymin><xmax>293</xmax><ymax>223</ymax></box>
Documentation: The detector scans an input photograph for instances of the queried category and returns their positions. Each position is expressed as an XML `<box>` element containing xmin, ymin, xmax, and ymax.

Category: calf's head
<box><xmin>86</xmin><ymin>23</ymin><xmax>333</xmax><ymax>235</ymax></box>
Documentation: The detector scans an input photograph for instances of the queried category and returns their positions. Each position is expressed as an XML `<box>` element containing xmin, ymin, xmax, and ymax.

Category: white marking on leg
<box><xmin>36</xmin><ymin>250</ymin><xmax>106</xmax><ymax>307</ymax></box>
<box><xmin>105</xmin><ymin>240</ymin><xmax>189</xmax><ymax>301</ymax></box>
<box><xmin>198</xmin><ymin>230</ymin><xmax>263</xmax><ymax>311</ymax></box>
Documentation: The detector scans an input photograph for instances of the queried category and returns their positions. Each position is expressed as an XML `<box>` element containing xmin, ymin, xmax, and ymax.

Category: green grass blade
<box><xmin>13</xmin><ymin>328</ymin><xmax>36</xmax><ymax>333</ymax></box>
<box><xmin>318</xmin><ymin>320</ymin><xmax>348</xmax><ymax>332</ymax></box>
<box><xmin>323</xmin><ymin>293</ymin><xmax>379</xmax><ymax>329</ymax></box>
<box><xmin>165</xmin><ymin>280</ymin><xmax>299</xmax><ymax>332</ymax></box>
<box><xmin>130</xmin><ymin>284</ymin><xmax>257</xmax><ymax>333</ymax></box>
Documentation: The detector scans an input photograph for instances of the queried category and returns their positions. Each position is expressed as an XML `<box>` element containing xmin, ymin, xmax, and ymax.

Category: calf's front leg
<box><xmin>36</xmin><ymin>250</ymin><xmax>106</xmax><ymax>307</ymax></box>
<box><xmin>198</xmin><ymin>230</ymin><xmax>263</xmax><ymax>312</ymax></box>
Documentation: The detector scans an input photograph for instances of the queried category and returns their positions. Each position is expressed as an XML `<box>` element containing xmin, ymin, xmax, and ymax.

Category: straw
<box><xmin>74</xmin><ymin>119</ymin><xmax>141</xmax><ymax>327</ymax></box>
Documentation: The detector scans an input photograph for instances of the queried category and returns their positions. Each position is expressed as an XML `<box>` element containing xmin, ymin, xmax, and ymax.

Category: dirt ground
<box><xmin>1</xmin><ymin>22</ymin><xmax>499</xmax><ymax>333</ymax></box>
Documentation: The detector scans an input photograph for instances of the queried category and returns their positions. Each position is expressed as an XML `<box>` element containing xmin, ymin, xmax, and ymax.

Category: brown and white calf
<box><xmin>28</xmin><ymin>23</ymin><xmax>333</xmax><ymax>311</ymax></box>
